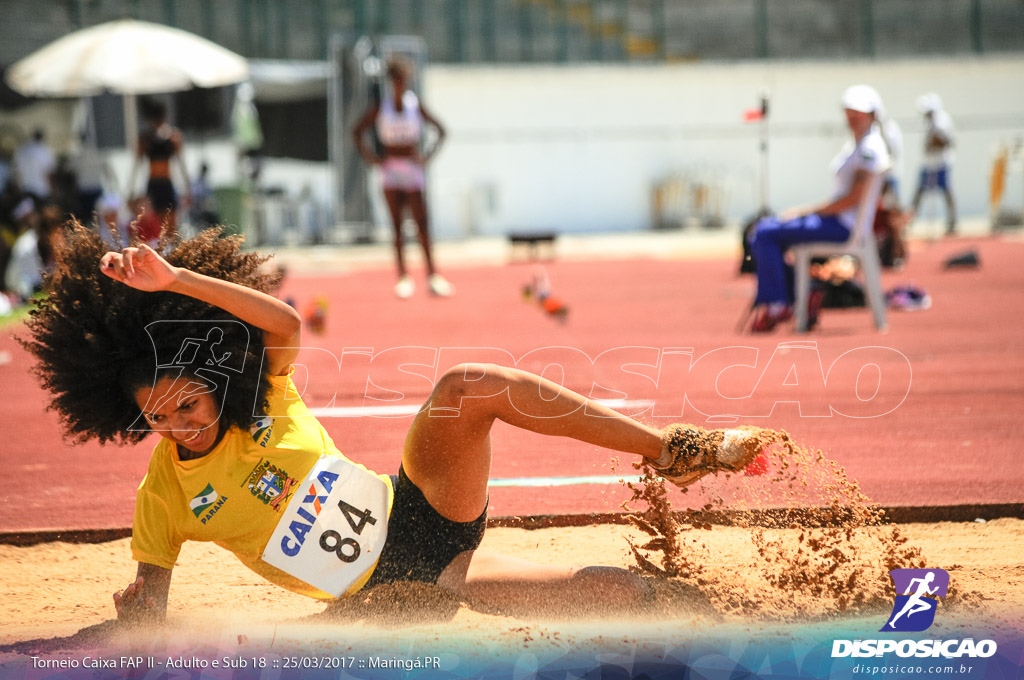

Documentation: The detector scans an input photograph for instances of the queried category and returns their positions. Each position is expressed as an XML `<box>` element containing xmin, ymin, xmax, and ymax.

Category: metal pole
<box><xmin>758</xmin><ymin>88</ymin><xmax>770</xmax><ymax>212</ymax></box>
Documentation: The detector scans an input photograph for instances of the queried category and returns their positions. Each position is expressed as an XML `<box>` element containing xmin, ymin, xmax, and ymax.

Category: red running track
<box><xmin>1</xmin><ymin>235</ymin><xmax>1022</xmax><ymax>533</ymax></box>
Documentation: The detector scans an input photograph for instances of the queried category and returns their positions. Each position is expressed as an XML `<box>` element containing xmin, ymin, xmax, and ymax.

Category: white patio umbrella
<box><xmin>6</xmin><ymin>19</ymin><xmax>249</xmax><ymax>96</ymax></box>
<box><xmin>6</xmin><ymin>19</ymin><xmax>249</xmax><ymax>151</ymax></box>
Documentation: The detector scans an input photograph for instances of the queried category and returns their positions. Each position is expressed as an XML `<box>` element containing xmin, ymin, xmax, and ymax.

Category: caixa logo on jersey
<box><xmin>279</xmin><ymin>470</ymin><xmax>340</xmax><ymax>556</ymax></box>
<box><xmin>831</xmin><ymin>568</ymin><xmax>997</xmax><ymax>660</ymax></box>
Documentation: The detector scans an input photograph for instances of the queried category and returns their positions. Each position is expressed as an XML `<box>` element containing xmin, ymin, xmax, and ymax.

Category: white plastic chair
<box><xmin>792</xmin><ymin>168</ymin><xmax>889</xmax><ymax>333</ymax></box>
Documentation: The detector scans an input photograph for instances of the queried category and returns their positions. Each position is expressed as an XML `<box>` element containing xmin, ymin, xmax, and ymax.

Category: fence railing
<box><xmin>5</xmin><ymin>0</ymin><xmax>1024</xmax><ymax>67</ymax></box>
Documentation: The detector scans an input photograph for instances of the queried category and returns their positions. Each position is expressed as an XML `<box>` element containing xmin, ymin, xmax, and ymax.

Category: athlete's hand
<box><xmin>100</xmin><ymin>244</ymin><xmax>178</xmax><ymax>292</ymax></box>
<box><xmin>113</xmin><ymin>576</ymin><xmax>157</xmax><ymax>623</ymax></box>
<box><xmin>777</xmin><ymin>206</ymin><xmax>807</xmax><ymax>222</ymax></box>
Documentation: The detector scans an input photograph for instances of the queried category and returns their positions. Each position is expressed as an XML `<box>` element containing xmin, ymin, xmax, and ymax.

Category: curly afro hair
<box><xmin>20</xmin><ymin>222</ymin><xmax>282</xmax><ymax>446</ymax></box>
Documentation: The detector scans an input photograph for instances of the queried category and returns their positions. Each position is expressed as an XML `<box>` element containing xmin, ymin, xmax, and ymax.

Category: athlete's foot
<box><xmin>649</xmin><ymin>425</ymin><xmax>764</xmax><ymax>488</ymax></box>
<box><xmin>428</xmin><ymin>273</ymin><xmax>455</xmax><ymax>297</ymax></box>
<box><xmin>394</xmin><ymin>275</ymin><xmax>415</xmax><ymax>299</ymax></box>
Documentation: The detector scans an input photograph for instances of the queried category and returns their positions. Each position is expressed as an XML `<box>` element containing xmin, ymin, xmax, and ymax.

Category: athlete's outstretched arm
<box><xmin>100</xmin><ymin>244</ymin><xmax>301</xmax><ymax>375</ymax></box>
<box><xmin>113</xmin><ymin>562</ymin><xmax>172</xmax><ymax>623</ymax></box>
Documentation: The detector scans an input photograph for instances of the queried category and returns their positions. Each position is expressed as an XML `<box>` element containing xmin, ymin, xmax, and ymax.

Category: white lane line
<box><xmin>310</xmin><ymin>398</ymin><xmax>653</xmax><ymax>418</ymax></box>
<box><xmin>488</xmin><ymin>474</ymin><xmax>642</xmax><ymax>488</ymax></box>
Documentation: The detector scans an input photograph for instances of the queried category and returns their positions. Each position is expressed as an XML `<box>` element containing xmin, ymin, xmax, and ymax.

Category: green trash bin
<box><xmin>213</xmin><ymin>186</ymin><xmax>247</xmax><ymax>238</ymax></box>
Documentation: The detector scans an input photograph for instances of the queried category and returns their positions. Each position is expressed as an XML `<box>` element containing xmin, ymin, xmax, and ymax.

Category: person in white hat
<box><xmin>911</xmin><ymin>93</ymin><xmax>957</xmax><ymax>235</ymax></box>
<box><xmin>747</xmin><ymin>84</ymin><xmax>891</xmax><ymax>332</ymax></box>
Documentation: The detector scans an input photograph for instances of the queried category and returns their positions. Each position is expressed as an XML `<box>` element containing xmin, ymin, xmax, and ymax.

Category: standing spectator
<box><xmin>129</xmin><ymin>98</ymin><xmax>189</xmax><ymax>240</ymax></box>
<box><xmin>911</xmin><ymin>93</ymin><xmax>957</xmax><ymax>236</ymax></box>
<box><xmin>352</xmin><ymin>55</ymin><xmax>453</xmax><ymax>299</ymax></box>
<box><xmin>13</xmin><ymin>129</ymin><xmax>56</xmax><ymax>202</ymax></box>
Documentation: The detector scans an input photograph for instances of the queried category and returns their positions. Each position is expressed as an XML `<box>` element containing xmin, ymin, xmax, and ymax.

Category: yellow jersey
<box><xmin>130</xmin><ymin>371</ymin><xmax>394</xmax><ymax>599</ymax></box>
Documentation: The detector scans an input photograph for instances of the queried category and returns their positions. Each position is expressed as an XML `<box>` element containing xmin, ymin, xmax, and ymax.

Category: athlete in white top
<box><xmin>352</xmin><ymin>56</ymin><xmax>453</xmax><ymax>299</ymax></box>
<box><xmin>911</xmin><ymin>93</ymin><xmax>957</xmax><ymax>235</ymax></box>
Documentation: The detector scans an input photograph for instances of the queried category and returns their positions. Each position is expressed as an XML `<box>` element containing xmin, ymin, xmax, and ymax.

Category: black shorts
<box><xmin>362</xmin><ymin>466</ymin><xmax>486</xmax><ymax>588</ymax></box>
<box><xmin>146</xmin><ymin>177</ymin><xmax>178</xmax><ymax>213</ymax></box>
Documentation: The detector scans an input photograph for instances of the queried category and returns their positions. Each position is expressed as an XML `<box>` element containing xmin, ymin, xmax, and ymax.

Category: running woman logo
<box><xmin>881</xmin><ymin>568</ymin><xmax>949</xmax><ymax>632</ymax></box>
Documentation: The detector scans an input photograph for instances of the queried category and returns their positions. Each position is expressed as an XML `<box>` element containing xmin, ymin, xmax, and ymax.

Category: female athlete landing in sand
<box><xmin>23</xmin><ymin>225</ymin><xmax>762</xmax><ymax>622</ymax></box>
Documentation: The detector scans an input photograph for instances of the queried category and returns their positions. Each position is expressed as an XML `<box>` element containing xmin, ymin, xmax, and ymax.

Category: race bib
<box><xmin>261</xmin><ymin>455</ymin><xmax>390</xmax><ymax>597</ymax></box>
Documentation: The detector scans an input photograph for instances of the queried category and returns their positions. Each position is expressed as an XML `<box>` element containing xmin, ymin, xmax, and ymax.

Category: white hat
<box><xmin>916</xmin><ymin>93</ymin><xmax>942</xmax><ymax>114</ymax></box>
<box><xmin>841</xmin><ymin>84</ymin><xmax>882</xmax><ymax>114</ymax></box>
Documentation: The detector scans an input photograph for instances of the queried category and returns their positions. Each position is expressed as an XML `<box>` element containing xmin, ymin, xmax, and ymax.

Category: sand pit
<box><xmin>2</xmin><ymin>517</ymin><xmax>1021</xmax><ymax>675</ymax></box>
<box><xmin>2</xmin><ymin>431</ymin><xmax>1021</xmax><ymax>677</ymax></box>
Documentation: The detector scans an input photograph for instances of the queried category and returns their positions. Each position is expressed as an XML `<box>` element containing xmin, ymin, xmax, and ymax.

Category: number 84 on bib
<box><xmin>262</xmin><ymin>456</ymin><xmax>390</xmax><ymax>597</ymax></box>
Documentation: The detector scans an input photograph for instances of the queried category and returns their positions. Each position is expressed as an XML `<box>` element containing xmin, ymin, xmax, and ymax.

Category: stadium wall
<box><xmin>423</xmin><ymin>55</ymin><xmax>1024</xmax><ymax>236</ymax></box>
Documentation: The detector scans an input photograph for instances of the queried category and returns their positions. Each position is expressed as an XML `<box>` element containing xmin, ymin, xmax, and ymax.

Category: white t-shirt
<box><xmin>922</xmin><ymin>110</ymin><xmax>955</xmax><ymax>170</ymax></box>
<box><xmin>829</xmin><ymin>123</ymin><xmax>891</xmax><ymax>228</ymax></box>
<box><xmin>13</xmin><ymin>141</ymin><xmax>56</xmax><ymax>198</ymax></box>
<box><xmin>5</xmin><ymin>230</ymin><xmax>43</xmax><ymax>299</ymax></box>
